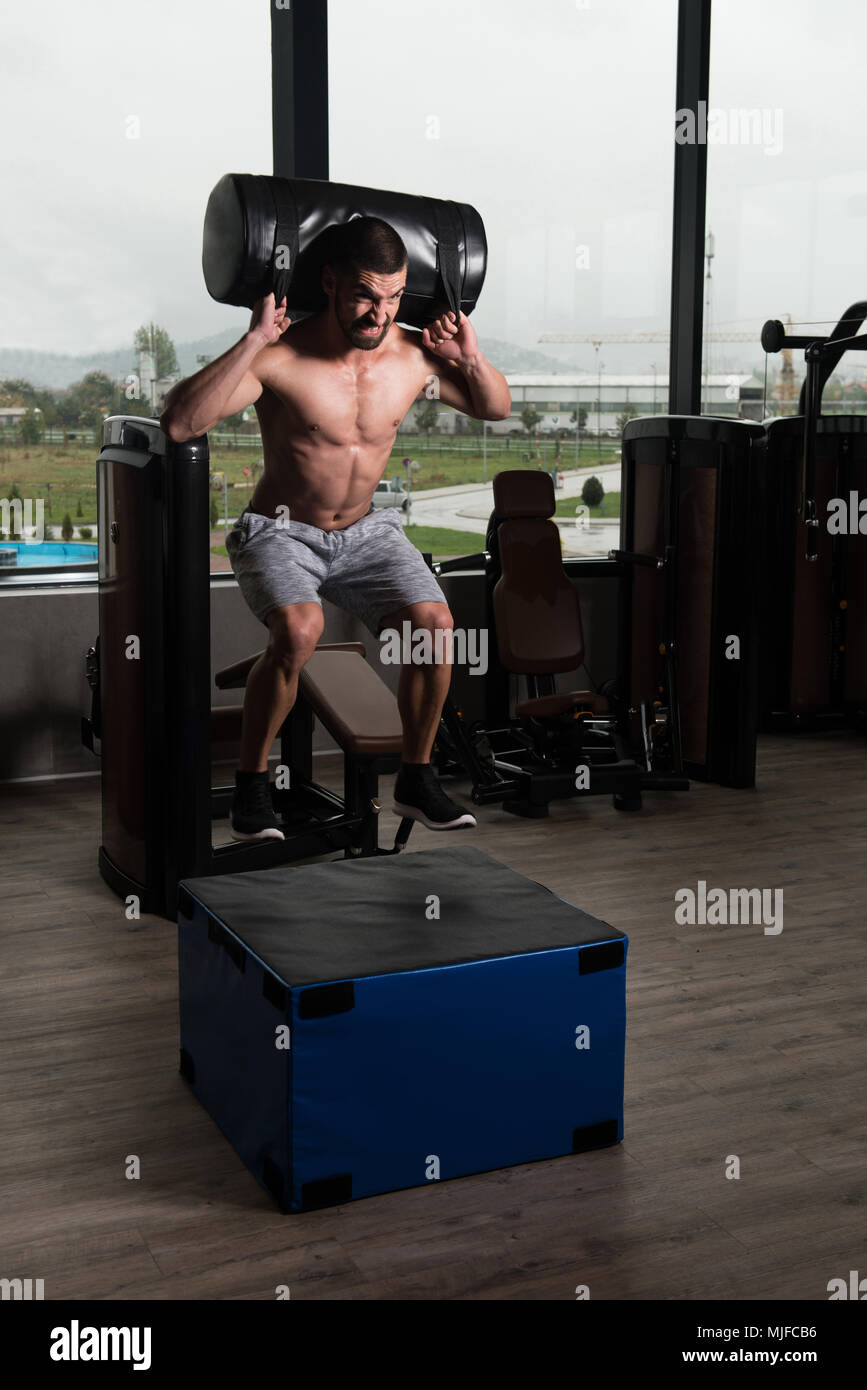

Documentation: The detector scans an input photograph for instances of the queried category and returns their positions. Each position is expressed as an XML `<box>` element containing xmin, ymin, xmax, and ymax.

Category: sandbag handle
<box><xmin>433</xmin><ymin>201</ymin><xmax>464</xmax><ymax>327</ymax></box>
<box><xmin>271</xmin><ymin>180</ymin><xmax>300</xmax><ymax>311</ymax></box>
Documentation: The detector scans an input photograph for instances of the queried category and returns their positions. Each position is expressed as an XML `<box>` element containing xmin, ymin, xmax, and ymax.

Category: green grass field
<box><xmin>211</xmin><ymin>523</ymin><xmax>488</xmax><ymax>563</ymax></box>
<box><xmin>554</xmin><ymin>490</ymin><xmax>621</xmax><ymax>519</ymax></box>
<box><xmin>400</xmin><ymin>524</ymin><xmax>487</xmax><ymax>556</ymax></box>
<box><xmin>0</xmin><ymin>435</ymin><xmax>622</xmax><ymax>531</ymax></box>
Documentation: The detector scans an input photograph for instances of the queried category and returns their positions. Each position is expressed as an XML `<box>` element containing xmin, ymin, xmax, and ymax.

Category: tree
<box><xmin>1</xmin><ymin>378</ymin><xmax>39</xmax><ymax>407</ymax></box>
<box><xmin>569</xmin><ymin>407</ymin><xmax>588</xmax><ymax>431</ymax></box>
<box><xmin>1</xmin><ymin>379</ymin><xmax>59</xmax><ymax>426</ymax></box>
<box><xmin>210</xmin><ymin>496</ymin><xmax>219</xmax><ymax>529</ymax></box>
<box><xmin>73</xmin><ymin>371</ymin><xmax>115</xmax><ymax>410</ymax></box>
<box><xmin>520</xmin><ymin>406</ymin><xmax>541</xmax><ymax>435</ymax></box>
<box><xmin>61</xmin><ymin>512</ymin><xmax>74</xmax><ymax>541</ymax></box>
<box><xmin>35</xmin><ymin>393</ymin><xmax>60</xmax><ymax>428</ymax></box>
<box><xmin>823</xmin><ymin>373</ymin><xmax>844</xmax><ymax>403</ymax></box>
<box><xmin>463</xmin><ymin>416</ymin><xmax>484</xmax><ymax>436</ymax></box>
<box><xmin>0</xmin><ymin>377</ymin><xmax>37</xmax><ymax>406</ymax></box>
<box><xmin>582</xmin><ymin>475</ymin><xmax>604</xmax><ymax>509</ymax></box>
<box><xmin>616</xmin><ymin>405</ymin><xmax>638</xmax><ymax>434</ymax></box>
<box><xmin>80</xmin><ymin>405</ymin><xmax>105</xmax><ymax>433</ymax></box>
<box><xmin>63</xmin><ymin>372</ymin><xmax>114</xmax><ymax>428</ymax></box>
<box><xmin>134</xmin><ymin>323</ymin><xmax>179</xmax><ymax>379</ymax></box>
<box><xmin>415</xmin><ymin>400</ymin><xmax>440</xmax><ymax>436</ymax></box>
<box><xmin>848</xmin><ymin>379</ymin><xmax>867</xmax><ymax>403</ymax></box>
<box><xmin>19</xmin><ymin>410</ymin><xmax>43</xmax><ymax>445</ymax></box>
<box><xmin>55</xmin><ymin>390</ymin><xmax>83</xmax><ymax>429</ymax></box>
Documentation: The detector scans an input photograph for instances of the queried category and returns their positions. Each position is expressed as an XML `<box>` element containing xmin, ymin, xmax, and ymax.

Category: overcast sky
<box><xmin>2</xmin><ymin>0</ymin><xmax>866</xmax><ymax>375</ymax></box>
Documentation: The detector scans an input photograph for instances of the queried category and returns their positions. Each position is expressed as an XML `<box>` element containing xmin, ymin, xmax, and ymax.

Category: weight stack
<box><xmin>758</xmin><ymin>415</ymin><xmax>867</xmax><ymax>727</ymax></box>
<box><xmin>177</xmin><ymin>846</ymin><xmax>628</xmax><ymax>1213</ymax></box>
<box><xmin>620</xmin><ymin>416</ymin><xmax>765</xmax><ymax>787</ymax></box>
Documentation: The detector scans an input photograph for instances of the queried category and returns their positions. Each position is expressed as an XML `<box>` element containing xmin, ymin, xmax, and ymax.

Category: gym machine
<box><xmin>431</xmin><ymin>469</ymin><xmax>690</xmax><ymax>815</ymax></box>
<box><xmin>615</xmin><ymin>415</ymin><xmax>764</xmax><ymax>788</ymax></box>
<box><xmin>759</xmin><ymin>303</ymin><xmax>867</xmax><ymax>730</ymax></box>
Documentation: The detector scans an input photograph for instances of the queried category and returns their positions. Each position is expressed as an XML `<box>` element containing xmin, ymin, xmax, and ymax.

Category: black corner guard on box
<box><xmin>262</xmin><ymin>973</ymin><xmax>289</xmax><ymax>1012</ymax></box>
<box><xmin>572</xmin><ymin>1119</ymin><xmax>619</xmax><ymax>1152</ymax></box>
<box><xmin>208</xmin><ymin>919</ymin><xmax>247</xmax><ymax>974</ymax></box>
<box><xmin>262</xmin><ymin>1156</ymin><xmax>286</xmax><ymax>1208</ymax></box>
<box><xmin>179</xmin><ymin>1048</ymin><xmax>196</xmax><ymax>1084</ymax></box>
<box><xmin>579</xmin><ymin>941</ymin><xmax>625</xmax><ymax>974</ymax></box>
<box><xmin>300</xmin><ymin>1174</ymin><xmax>353</xmax><ymax>1211</ymax></box>
<box><xmin>298</xmin><ymin>981</ymin><xmax>356</xmax><ymax>1019</ymax></box>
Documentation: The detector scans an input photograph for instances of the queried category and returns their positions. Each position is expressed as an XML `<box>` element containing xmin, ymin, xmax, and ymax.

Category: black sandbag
<box><xmin>201</xmin><ymin>173</ymin><xmax>487</xmax><ymax>328</ymax></box>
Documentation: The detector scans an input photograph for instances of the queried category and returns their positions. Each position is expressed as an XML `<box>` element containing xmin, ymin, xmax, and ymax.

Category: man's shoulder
<box><xmin>269</xmin><ymin>317</ymin><xmax>313</xmax><ymax>355</ymax></box>
<box><xmin>251</xmin><ymin>321</ymin><xmax>310</xmax><ymax>385</ymax></box>
<box><xmin>393</xmin><ymin>324</ymin><xmax>434</xmax><ymax>377</ymax></box>
<box><xmin>394</xmin><ymin>323</ymin><xmax>421</xmax><ymax>343</ymax></box>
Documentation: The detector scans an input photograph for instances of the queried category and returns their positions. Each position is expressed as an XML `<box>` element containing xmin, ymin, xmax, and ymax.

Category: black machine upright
<box><xmin>759</xmin><ymin>303</ymin><xmax>867</xmax><ymax>731</ymax></box>
<box><xmin>616</xmin><ymin>415</ymin><xmax>765</xmax><ymax>788</ymax></box>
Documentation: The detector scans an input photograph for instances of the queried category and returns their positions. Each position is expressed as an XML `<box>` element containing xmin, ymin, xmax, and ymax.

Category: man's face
<box><xmin>326</xmin><ymin>265</ymin><xmax>407</xmax><ymax>350</ymax></box>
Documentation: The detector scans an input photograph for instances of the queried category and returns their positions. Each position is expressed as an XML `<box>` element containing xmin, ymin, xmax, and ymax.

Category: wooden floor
<box><xmin>1</xmin><ymin>732</ymin><xmax>865</xmax><ymax>1301</ymax></box>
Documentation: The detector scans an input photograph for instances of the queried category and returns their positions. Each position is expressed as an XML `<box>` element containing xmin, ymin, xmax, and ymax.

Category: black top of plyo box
<box><xmin>179</xmin><ymin>847</ymin><xmax>624</xmax><ymax>988</ymax></box>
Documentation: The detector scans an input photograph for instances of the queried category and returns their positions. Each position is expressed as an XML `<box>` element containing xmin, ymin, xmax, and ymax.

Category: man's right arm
<box><xmin>160</xmin><ymin>293</ymin><xmax>290</xmax><ymax>442</ymax></box>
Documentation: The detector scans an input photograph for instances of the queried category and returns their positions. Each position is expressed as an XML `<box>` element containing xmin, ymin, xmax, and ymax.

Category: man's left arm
<box><xmin>419</xmin><ymin>311</ymin><xmax>511</xmax><ymax>421</ymax></box>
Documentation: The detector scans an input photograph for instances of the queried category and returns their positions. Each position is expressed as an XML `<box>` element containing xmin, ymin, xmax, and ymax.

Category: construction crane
<box><xmin>540</xmin><ymin>316</ymin><xmax>831</xmax><ymax>409</ymax></box>
<box><xmin>538</xmin><ymin>325</ymin><xmax>790</xmax><ymax>403</ymax></box>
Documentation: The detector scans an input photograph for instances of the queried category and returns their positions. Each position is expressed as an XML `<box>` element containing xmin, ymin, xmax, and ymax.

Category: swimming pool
<box><xmin>0</xmin><ymin>540</ymin><xmax>98</xmax><ymax>568</ymax></box>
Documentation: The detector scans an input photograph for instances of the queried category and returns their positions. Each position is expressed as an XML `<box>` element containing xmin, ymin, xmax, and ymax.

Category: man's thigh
<box><xmin>321</xmin><ymin>509</ymin><xmax>448</xmax><ymax>635</ymax></box>
<box><xmin>227</xmin><ymin>509</ymin><xmax>328</xmax><ymax>625</ymax></box>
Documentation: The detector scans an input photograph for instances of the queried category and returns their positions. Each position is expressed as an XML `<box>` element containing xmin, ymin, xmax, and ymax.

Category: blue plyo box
<box><xmin>177</xmin><ymin>846</ymin><xmax>627</xmax><ymax>1212</ymax></box>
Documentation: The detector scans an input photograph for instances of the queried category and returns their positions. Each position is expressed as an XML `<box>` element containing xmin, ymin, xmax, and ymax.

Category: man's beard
<box><xmin>343</xmin><ymin>316</ymin><xmax>390</xmax><ymax>350</ymax></box>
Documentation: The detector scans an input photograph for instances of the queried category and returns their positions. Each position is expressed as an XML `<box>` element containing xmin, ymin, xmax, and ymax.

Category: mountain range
<box><xmin>0</xmin><ymin>329</ymin><xmax>569</xmax><ymax>391</ymax></box>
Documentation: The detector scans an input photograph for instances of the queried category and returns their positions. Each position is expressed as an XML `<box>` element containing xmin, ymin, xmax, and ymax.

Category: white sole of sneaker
<box><xmin>392</xmin><ymin>800</ymin><xmax>477</xmax><ymax>831</ymax></box>
<box><xmin>229</xmin><ymin>826</ymin><xmax>285</xmax><ymax>842</ymax></box>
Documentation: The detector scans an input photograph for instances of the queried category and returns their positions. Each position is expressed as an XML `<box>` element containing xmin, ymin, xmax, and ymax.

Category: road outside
<box><xmin>407</xmin><ymin>464</ymin><xmax>622</xmax><ymax>556</ymax></box>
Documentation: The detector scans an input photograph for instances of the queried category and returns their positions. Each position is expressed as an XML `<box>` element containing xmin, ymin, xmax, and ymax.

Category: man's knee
<box><xmin>266</xmin><ymin>603</ymin><xmax>324</xmax><ymax>669</ymax></box>
<box><xmin>390</xmin><ymin>601</ymin><xmax>454</xmax><ymax>635</ymax></box>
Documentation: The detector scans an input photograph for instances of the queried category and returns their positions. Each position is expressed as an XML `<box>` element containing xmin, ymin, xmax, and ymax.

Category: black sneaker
<box><xmin>230</xmin><ymin>772</ymin><xmax>285</xmax><ymax>841</ymax></box>
<box><xmin>393</xmin><ymin>764</ymin><xmax>477</xmax><ymax>831</ymax></box>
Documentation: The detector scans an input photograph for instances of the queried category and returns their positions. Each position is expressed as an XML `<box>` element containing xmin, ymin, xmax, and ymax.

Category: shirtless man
<box><xmin>161</xmin><ymin>215</ymin><xmax>511</xmax><ymax>841</ymax></box>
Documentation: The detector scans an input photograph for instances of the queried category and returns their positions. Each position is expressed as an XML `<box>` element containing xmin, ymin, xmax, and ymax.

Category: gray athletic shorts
<box><xmin>225</xmin><ymin>504</ymin><xmax>448</xmax><ymax>633</ymax></box>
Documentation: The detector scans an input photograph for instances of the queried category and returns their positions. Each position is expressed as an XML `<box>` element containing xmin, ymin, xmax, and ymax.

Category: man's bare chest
<box><xmin>258</xmin><ymin>355</ymin><xmax>424</xmax><ymax>444</ymax></box>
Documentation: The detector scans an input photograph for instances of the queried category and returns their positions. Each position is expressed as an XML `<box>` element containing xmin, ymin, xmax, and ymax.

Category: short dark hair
<box><xmin>324</xmin><ymin>216</ymin><xmax>408</xmax><ymax>278</ymax></box>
